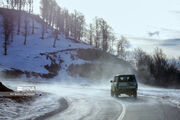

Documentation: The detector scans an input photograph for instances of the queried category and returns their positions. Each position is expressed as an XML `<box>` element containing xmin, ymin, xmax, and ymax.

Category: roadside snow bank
<box><xmin>0</xmin><ymin>94</ymin><xmax>60</xmax><ymax>120</ymax></box>
<box><xmin>139</xmin><ymin>83</ymin><xmax>180</xmax><ymax>108</ymax></box>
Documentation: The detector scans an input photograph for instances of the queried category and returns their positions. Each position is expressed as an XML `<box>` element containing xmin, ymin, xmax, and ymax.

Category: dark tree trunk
<box><xmin>24</xmin><ymin>14</ymin><xmax>28</xmax><ymax>45</ymax></box>
<box><xmin>24</xmin><ymin>35</ymin><xmax>27</xmax><ymax>45</ymax></box>
<box><xmin>32</xmin><ymin>18</ymin><xmax>34</xmax><ymax>34</ymax></box>
<box><xmin>41</xmin><ymin>23</ymin><xmax>45</xmax><ymax>39</ymax></box>
<box><xmin>53</xmin><ymin>30</ymin><xmax>59</xmax><ymax>48</ymax></box>
<box><xmin>17</xmin><ymin>0</ymin><xmax>22</xmax><ymax>34</ymax></box>
<box><xmin>24</xmin><ymin>24</ymin><xmax>27</xmax><ymax>45</ymax></box>
<box><xmin>17</xmin><ymin>12</ymin><xmax>21</xmax><ymax>34</ymax></box>
<box><xmin>4</xmin><ymin>35</ymin><xmax>8</xmax><ymax>55</ymax></box>
<box><xmin>53</xmin><ymin>38</ymin><xmax>57</xmax><ymax>48</ymax></box>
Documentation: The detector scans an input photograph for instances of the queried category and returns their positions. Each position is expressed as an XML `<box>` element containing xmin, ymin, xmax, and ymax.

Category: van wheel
<box><xmin>133</xmin><ymin>91</ymin><xmax>137</xmax><ymax>98</ymax></box>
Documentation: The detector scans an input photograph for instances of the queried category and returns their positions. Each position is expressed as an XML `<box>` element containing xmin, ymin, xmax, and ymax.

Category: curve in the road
<box><xmin>41</xmin><ymin>86</ymin><xmax>180</xmax><ymax>120</ymax></box>
<box><xmin>117</xmin><ymin>101</ymin><xmax>126</xmax><ymax>120</ymax></box>
<box><xmin>34</xmin><ymin>98</ymin><xmax>68</xmax><ymax>120</ymax></box>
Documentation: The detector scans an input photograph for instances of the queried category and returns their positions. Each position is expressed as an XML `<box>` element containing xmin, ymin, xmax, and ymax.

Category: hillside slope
<box><xmin>0</xmin><ymin>9</ymin><xmax>134</xmax><ymax>81</ymax></box>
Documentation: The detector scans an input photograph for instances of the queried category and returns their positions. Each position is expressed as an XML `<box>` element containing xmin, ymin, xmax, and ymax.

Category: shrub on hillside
<box><xmin>135</xmin><ymin>48</ymin><xmax>180</xmax><ymax>88</ymax></box>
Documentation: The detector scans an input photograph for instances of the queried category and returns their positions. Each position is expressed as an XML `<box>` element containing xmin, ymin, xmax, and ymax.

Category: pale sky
<box><xmin>34</xmin><ymin>0</ymin><xmax>180</xmax><ymax>57</ymax></box>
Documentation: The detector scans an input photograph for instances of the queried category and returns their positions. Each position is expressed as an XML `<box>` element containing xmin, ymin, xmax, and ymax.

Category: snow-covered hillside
<box><xmin>0</xmin><ymin>10</ymin><xmax>93</xmax><ymax>79</ymax></box>
<box><xmin>0</xmin><ymin>9</ymin><xmax>134</xmax><ymax>82</ymax></box>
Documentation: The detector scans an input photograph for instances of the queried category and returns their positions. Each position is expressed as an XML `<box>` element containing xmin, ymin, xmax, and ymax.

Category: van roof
<box><xmin>115</xmin><ymin>74</ymin><xmax>135</xmax><ymax>77</ymax></box>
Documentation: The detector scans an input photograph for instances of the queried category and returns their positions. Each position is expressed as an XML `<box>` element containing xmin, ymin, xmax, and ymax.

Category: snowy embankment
<box><xmin>0</xmin><ymin>94</ymin><xmax>62</xmax><ymax>120</ymax></box>
<box><xmin>138</xmin><ymin>83</ymin><xmax>180</xmax><ymax>108</ymax></box>
<box><xmin>0</xmin><ymin>80</ymin><xmax>69</xmax><ymax>120</ymax></box>
<box><xmin>0</xmin><ymin>12</ymin><xmax>92</xmax><ymax>78</ymax></box>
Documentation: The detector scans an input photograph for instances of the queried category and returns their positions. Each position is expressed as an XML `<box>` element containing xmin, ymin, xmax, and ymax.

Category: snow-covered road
<box><xmin>1</xmin><ymin>80</ymin><xmax>180</xmax><ymax>120</ymax></box>
<box><xmin>38</xmin><ymin>83</ymin><xmax>180</xmax><ymax>120</ymax></box>
<box><xmin>45</xmin><ymin>86</ymin><xmax>123</xmax><ymax>120</ymax></box>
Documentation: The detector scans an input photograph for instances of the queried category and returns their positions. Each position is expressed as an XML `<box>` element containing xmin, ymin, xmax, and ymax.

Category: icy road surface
<box><xmin>38</xmin><ymin>83</ymin><xmax>180</xmax><ymax>120</ymax></box>
<box><xmin>1</xmin><ymin>80</ymin><xmax>180</xmax><ymax>120</ymax></box>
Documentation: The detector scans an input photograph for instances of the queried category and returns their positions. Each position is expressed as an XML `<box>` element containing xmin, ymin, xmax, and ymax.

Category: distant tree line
<box><xmin>135</xmin><ymin>48</ymin><xmax>180</xmax><ymax>88</ymax></box>
<box><xmin>40</xmin><ymin>0</ymin><xmax>85</xmax><ymax>42</ymax></box>
<box><xmin>0</xmin><ymin>0</ymin><xmax>34</xmax><ymax>55</ymax></box>
<box><xmin>39</xmin><ymin>0</ymin><xmax>129</xmax><ymax>56</ymax></box>
<box><xmin>0</xmin><ymin>0</ymin><xmax>129</xmax><ymax>59</ymax></box>
<box><xmin>1</xmin><ymin>0</ymin><xmax>34</xmax><ymax>34</ymax></box>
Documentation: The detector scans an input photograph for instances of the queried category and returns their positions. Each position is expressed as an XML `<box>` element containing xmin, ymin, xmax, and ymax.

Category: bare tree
<box><xmin>28</xmin><ymin>0</ymin><xmax>33</xmax><ymax>13</ymax></box>
<box><xmin>94</xmin><ymin>17</ymin><xmax>100</xmax><ymax>48</ymax></box>
<box><xmin>1</xmin><ymin>10</ymin><xmax>13</xmax><ymax>55</ymax></box>
<box><xmin>77</xmin><ymin>13</ymin><xmax>85</xmax><ymax>41</ymax></box>
<box><xmin>55</xmin><ymin>6</ymin><xmax>61</xmax><ymax>31</ymax></box>
<box><xmin>52</xmin><ymin>1</ymin><xmax>58</xmax><ymax>27</ymax></box>
<box><xmin>117</xmin><ymin>36</ymin><xmax>129</xmax><ymax>59</ymax></box>
<box><xmin>31</xmin><ymin>5</ymin><xmax>35</xmax><ymax>34</ymax></box>
<box><xmin>10</xmin><ymin>12</ymin><xmax>16</xmax><ymax>42</ymax></box>
<box><xmin>71</xmin><ymin>10</ymin><xmax>78</xmax><ymax>40</ymax></box>
<box><xmin>59</xmin><ymin>10</ymin><xmax>65</xmax><ymax>33</ymax></box>
<box><xmin>17</xmin><ymin>0</ymin><xmax>23</xmax><ymax>34</ymax></box>
<box><xmin>53</xmin><ymin>29</ymin><xmax>59</xmax><ymax>48</ymax></box>
<box><xmin>27</xmin><ymin>0</ymin><xmax>35</xmax><ymax>34</ymax></box>
<box><xmin>24</xmin><ymin>13</ymin><xmax>29</xmax><ymax>45</ymax></box>
<box><xmin>9</xmin><ymin>0</ymin><xmax>16</xmax><ymax>9</ymax></box>
<box><xmin>108</xmin><ymin>33</ymin><xmax>116</xmax><ymax>54</ymax></box>
<box><xmin>99</xmin><ymin>19</ymin><xmax>109</xmax><ymax>52</ymax></box>
<box><xmin>88</xmin><ymin>24</ymin><xmax>94</xmax><ymax>45</ymax></box>
<box><xmin>41</xmin><ymin>22</ymin><xmax>45</xmax><ymax>39</ymax></box>
<box><xmin>40</xmin><ymin>0</ymin><xmax>48</xmax><ymax>39</ymax></box>
<box><xmin>64</xmin><ymin>9</ymin><xmax>70</xmax><ymax>38</ymax></box>
<box><xmin>48</xmin><ymin>0</ymin><xmax>54</xmax><ymax>26</ymax></box>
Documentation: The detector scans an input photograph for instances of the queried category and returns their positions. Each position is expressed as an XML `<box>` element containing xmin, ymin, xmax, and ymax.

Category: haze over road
<box><xmin>2</xmin><ymin>80</ymin><xmax>180</xmax><ymax>120</ymax></box>
<box><xmin>41</xmin><ymin>84</ymin><xmax>180</xmax><ymax>120</ymax></box>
